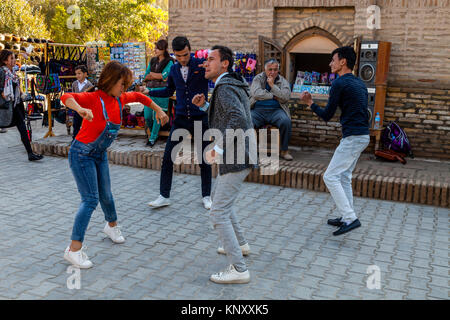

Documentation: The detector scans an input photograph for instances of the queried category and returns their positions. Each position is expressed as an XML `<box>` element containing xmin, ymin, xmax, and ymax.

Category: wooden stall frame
<box><xmin>43</xmin><ymin>42</ymin><xmax>86</xmax><ymax>138</ymax></box>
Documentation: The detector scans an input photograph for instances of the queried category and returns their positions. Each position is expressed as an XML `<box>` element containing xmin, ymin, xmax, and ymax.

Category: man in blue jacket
<box><xmin>301</xmin><ymin>46</ymin><xmax>370</xmax><ymax>236</ymax></box>
<box><xmin>145</xmin><ymin>36</ymin><xmax>212</xmax><ymax>210</ymax></box>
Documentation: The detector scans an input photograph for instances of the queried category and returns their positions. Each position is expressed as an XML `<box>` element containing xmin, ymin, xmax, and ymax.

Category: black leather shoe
<box><xmin>333</xmin><ymin>219</ymin><xmax>361</xmax><ymax>236</ymax></box>
<box><xmin>146</xmin><ymin>140</ymin><xmax>156</xmax><ymax>147</ymax></box>
<box><xmin>327</xmin><ymin>217</ymin><xmax>343</xmax><ymax>227</ymax></box>
<box><xmin>28</xmin><ymin>153</ymin><xmax>44</xmax><ymax>161</ymax></box>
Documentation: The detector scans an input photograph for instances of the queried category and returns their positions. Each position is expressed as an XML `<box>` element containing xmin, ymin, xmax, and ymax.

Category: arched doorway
<box><xmin>284</xmin><ymin>27</ymin><xmax>342</xmax><ymax>84</ymax></box>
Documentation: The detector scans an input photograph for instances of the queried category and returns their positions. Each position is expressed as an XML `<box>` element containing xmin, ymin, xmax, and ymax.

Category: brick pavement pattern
<box><xmin>0</xmin><ymin>122</ymin><xmax>448</xmax><ymax>299</ymax></box>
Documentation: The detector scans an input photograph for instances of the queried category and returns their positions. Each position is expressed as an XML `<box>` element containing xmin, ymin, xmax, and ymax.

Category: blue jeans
<box><xmin>69</xmin><ymin>140</ymin><xmax>117</xmax><ymax>242</ymax></box>
<box><xmin>323</xmin><ymin>135</ymin><xmax>370</xmax><ymax>224</ymax></box>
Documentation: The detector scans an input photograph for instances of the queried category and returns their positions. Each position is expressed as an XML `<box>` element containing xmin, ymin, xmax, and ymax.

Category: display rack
<box><xmin>43</xmin><ymin>42</ymin><xmax>86</xmax><ymax>138</ymax></box>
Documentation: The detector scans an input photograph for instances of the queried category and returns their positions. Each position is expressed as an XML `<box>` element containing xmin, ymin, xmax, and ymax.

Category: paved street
<box><xmin>0</xmin><ymin>122</ymin><xmax>448</xmax><ymax>300</ymax></box>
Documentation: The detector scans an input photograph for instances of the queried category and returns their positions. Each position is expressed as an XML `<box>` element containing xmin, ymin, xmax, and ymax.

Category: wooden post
<box><xmin>43</xmin><ymin>43</ymin><xmax>55</xmax><ymax>138</ymax></box>
<box><xmin>43</xmin><ymin>43</ymin><xmax>85</xmax><ymax>138</ymax></box>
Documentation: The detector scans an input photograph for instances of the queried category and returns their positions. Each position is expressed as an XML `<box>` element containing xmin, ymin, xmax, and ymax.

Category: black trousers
<box><xmin>11</xmin><ymin>103</ymin><xmax>33</xmax><ymax>154</ymax></box>
<box><xmin>160</xmin><ymin>115</ymin><xmax>212</xmax><ymax>198</ymax></box>
<box><xmin>72</xmin><ymin>111</ymin><xmax>82</xmax><ymax>139</ymax></box>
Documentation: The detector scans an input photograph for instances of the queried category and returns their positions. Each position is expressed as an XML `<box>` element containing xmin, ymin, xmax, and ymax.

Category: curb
<box><xmin>32</xmin><ymin>141</ymin><xmax>449</xmax><ymax>208</ymax></box>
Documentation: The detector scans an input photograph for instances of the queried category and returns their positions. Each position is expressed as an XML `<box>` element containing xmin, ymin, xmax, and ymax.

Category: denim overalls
<box><xmin>68</xmin><ymin>96</ymin><xmax>122</xmax><ymax>242</ymax></box>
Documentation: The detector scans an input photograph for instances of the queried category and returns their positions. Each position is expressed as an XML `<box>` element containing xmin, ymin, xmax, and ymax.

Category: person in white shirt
<box><xmin>71</xmin><ymin>65</ymin><xmax>93</xmax><ymax>140</ymax></box>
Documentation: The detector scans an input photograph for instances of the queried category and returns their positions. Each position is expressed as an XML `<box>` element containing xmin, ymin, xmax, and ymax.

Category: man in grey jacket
<box><xmin>192</xmin><ymin>45</ymin><xmax>257</xmax><ymax>284</ymax></box>
<box><xmin>250</xmin><ymin>59</ymin><xmax>293</xmax><ymax>160</ymax></box>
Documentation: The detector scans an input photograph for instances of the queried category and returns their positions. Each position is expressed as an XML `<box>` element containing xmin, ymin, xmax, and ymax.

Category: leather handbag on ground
<box><xmin>375</xmin><ymin>149</ymin><xmax>407</xmax><ymax>164</ymax></box>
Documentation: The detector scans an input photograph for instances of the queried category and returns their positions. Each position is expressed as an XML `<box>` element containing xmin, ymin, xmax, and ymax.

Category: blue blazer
<box><xmin>150</xmin><ymin>57</ymin><xmax>208</xmax><ymax>118</ymax></box>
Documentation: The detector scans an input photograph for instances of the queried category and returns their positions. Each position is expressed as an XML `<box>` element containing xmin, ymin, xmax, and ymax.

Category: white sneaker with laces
<box><xmin>217</xmin><ymin>243</ymin><xmax>250</xmax><ymax>256</ymax></box>
<box><xmin>64</xmin><ymin>246</ymin><xmax>93</xmax><ymax>269</ymax></box>
<box><xmin>103</xmin><ymin>223</ymin><xmax>125</xmax><ymax>243</ymax></box>
<box><xmin>148</xmin><ymin>195</ymin><xmax>171</xmax><ymax>208</ymax></box>
<box><xmin>210</xmin><ymin>264</ymin><xmax>250</xmax><ymax>284</ymax></box>
<box><xmin>202</xmin><ymin>196</ymin><xmax>212</xmax><ymax>210</ymax></box>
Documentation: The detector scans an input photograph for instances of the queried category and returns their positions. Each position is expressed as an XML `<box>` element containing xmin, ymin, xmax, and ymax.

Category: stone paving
<box><xmin>0</xmin><ymin>122</ymin><xmax>448</xmax><ymax>300</ymax></box>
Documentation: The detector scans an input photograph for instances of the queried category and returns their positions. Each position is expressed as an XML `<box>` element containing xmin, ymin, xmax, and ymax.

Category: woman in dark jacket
<box><xmin>0</xmin><ymin>50</ymin><xmax>43</xmax><ymax>160</ymax></box>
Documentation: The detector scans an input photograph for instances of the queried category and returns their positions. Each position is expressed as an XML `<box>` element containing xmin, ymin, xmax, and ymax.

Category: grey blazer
<box><xmin>208</xmin><ymin>73</ymin><xmax>257</xmax><ymax>175</ymax></box>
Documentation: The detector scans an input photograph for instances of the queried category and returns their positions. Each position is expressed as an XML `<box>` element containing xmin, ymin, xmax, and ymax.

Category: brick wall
<box><xmin>376</xmin><ymin>0</ymin><xmax>450</xmax><ymax>89</ymax></box>
<box><xmin>287</xmin><ymin>87</ymin><xmax>450</xmax><ymax>160</ymax></box>
<box><xmin>384</xmin><ymin>87</ymin><xmax>450</xmax><ymax>159</ymax></box>
<box><xmin>288</xmin><ymin>99</ymin><xmax>344</xmax><ymax>150</ymax></box>
<box><xmin>169</xmin><ymin>0</ymin><xmax>450</xmax><ymax>88</ymax></box>
<box><xmin>168</xmin><ymin>0</ymin><xmax>450</xmax><ymax>159</ymax></box>
<box><xmin>168</xmin><ymin>4</ymin><xmax>273</xmax><ymax>52</ymax></box>
<box><xmin>274</xmin><ymin>7</ymin><xmax>355</xmax><ymax>46</ymax></box>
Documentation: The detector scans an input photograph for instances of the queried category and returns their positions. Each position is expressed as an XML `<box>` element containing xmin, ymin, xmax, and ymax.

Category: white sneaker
<box><xmin>202</xmin><ymin>196</ymin><xmax>212</xmax><ymax>210</ymax></box>
<box><xmin>217</xmin><ymin>243</ymin><xmax>250</xmax><ymax>256</ymax></box>
<box><xmin>103</xmin><ymin>223</ymin><xmax>125</xmax><ymax>244</ymax></box>
<box><xmin>148</xmin><ymin>195</ymin><xmax>171</xmax><ymax>208</ymax></box>
<box><xmin>210</xmin><ymin>264</ymin><xmax>250</xmax><ymax>284</ymax></box>
<box><xmin>64</xmin><ymin>246</ymin><xmax>93</xmax><ymax>269</ymax></box>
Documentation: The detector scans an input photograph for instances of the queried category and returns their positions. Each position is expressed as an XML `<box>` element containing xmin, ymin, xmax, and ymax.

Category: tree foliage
<box><xmin>0</xmin><ymin>0</ymin><xmax>51</xmax><ymax>38</ymax></box>
<box><xmin>50</xmin><ymin>0</ymin><xmax>168</xmax><ymax>48</ymax></box>
<box><xmin>1</xmin><ymin>0</ymin><xmax>168</xmax><ymax>48</ymax></box>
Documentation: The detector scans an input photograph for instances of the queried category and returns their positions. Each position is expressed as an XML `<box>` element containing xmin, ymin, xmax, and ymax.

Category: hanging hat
<box><xmin>20</xmin><ymin>37</ymin><xmax>27</xmax><ymax>42</ymax></box>
<box><xmin>5</xmin><ymin>34</ymin><xmax>13</xmax><ymax>42</ymax></box>
<box><xmin>12</xmin><ymin>35</ymin><xmax>20</xmax><ymax>42</ymax></box>
<box><xmin>13</xmin><ymin>44</ymin><xmax>20</xmax><ymax>51</ymax></box>
<box><xmin>0</xmin><ymin>34</ymin><xmax>4</xmax><ymax>41</ymax></box>
<box><xmin>40</xmin><ymin>39</ymin><xmax>47</xmax><ymax>44</ymax></box>
<box><xmin>20</xmin><ymin>64</ymin><xmax>41</xmax><ymax>74</ymax></box>
<box><xmin>27</xmin><ymin>38</ymin><xmax>33</xmax><ymax>43</ymax></box>
<box><xmin>25</xmin><ymin>45</ymin><xmax>34</xmax><ymax>55</ymax></box>
<box><xmin>0</xmin><ymin>43</ymin><xmax>5</xmax><ymax>51</ymax></box>
<box><xmin>33</xmin><ymin>38</ymin><xmax>41</xmax><ymax>43</ymax></box>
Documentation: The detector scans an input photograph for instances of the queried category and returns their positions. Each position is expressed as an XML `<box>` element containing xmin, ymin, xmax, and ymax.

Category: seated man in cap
<box><xmin>249</xmin><ymin>59</ymin><xmax>293</xmax><ymax>160</ymax></box>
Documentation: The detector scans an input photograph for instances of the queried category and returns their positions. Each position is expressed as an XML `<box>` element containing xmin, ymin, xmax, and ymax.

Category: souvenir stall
<box><xmin>195</xmin><ymin>49</ymin><xmax>258</xmax><ymax>92</ymax></box>
<box><xmin>291</xmin><ymin>70</ymin><xmax>337</xmax><ymax>99</ymax></box>
<box><xmin>86</xmin><ymin>41</ymin><xmax>148</xmax><ymax>131</ymax></box>
<box><xmin>0</xmin><ymin>34</ymin><xmax>50</xmax><ymax>140</ymax></box>
<box><xmin>86</xmin><ymin>41</ymin><xmax>147</xmax><ymax>86</ymax></box>
<box><xmin>234</xmin><ymin>52</ymin><xmax>257</xmax><ymax>84</ymax></box>
<box><xmin>38</xmin><ymin>42</ymin><xmax>87</xmax><ymax>137</ymax></box>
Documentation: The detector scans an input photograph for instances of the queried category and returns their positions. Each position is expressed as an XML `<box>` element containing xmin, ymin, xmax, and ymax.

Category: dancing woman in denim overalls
<box><xmin>61</xmin><ymin>61</ymin><xmax>169</xmax><ymax>268</ymax></box>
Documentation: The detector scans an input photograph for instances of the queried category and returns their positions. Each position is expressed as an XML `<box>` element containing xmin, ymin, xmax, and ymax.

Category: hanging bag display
<box><xmin>35</xmin><ymin>74</ymin><xmax>61</xmax><ymax>94</ymax></box>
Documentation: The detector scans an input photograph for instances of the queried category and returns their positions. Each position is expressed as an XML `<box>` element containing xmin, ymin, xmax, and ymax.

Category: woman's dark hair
<box><xmin>331</xmin><ymin>46</ymin><xmax>356</xmax><ymax>70</ymax></box>
<box><xmin>75</xmin><ymin>65</ymin><xmax>88</xmax><ymax>74</ymax></box>
<box><xmin>172</xmin><ymin>36</ymin><xmax>190</xmax><ymax>52</ymax></box>
<box><xmin>211</xmin><ymin>45</ymin><xmax>234</xmax><ymax>72</ymax></box>
<box><xmin>155</xmin><ymin>39</ymin><xmax>170</xmax><ymax>59</ymax></box>
<box><xmin>97</xmin><ymin>61</ymin><xmax>132</xmax><ymax>94</ymax></box>
<box><xmin>0</xmin><ymin>50</ymin><xmax>14</xmax><ymax>67</ymax></box>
